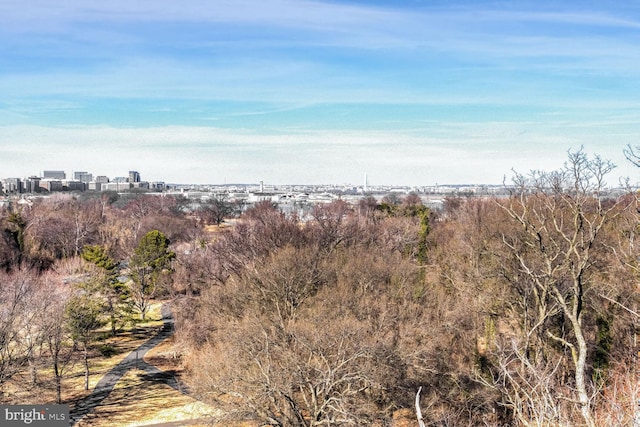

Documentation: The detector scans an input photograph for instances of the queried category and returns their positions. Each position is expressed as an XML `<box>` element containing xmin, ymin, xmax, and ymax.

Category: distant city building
<box><xmin>1</xmin><ymin>178</ymin><xmax>22</xmax><ymax>194</ymax></box>
<box><xmin>248</xmin><ymin>192</ymin><xmax>281</xmax><ymax>204</ymax></box>
<box><xmin>40</xmin><ymin>180</ymin><xmax>63</xmax><ymax>192</ymax></box>
<box><xmin>103</xmin><ymin>182</ymin><xmax>131</xmax><ymax>192</ymax></box>
<box><xmin>63</xmin><ymin>180</ymin><xmax>85</xmax><ymax>191</ymax></box>
<box><xmin>74</xmin><ymin>171</ymin><xmax>93</xmax><ymax>183</ymax></box>
<box><xmin>128</xmin><ymin>171</ymin><xmax>141</xmax><ymax>183</ymax></box>
<box><xmin>22</xmin><ymin>177</ymin><xmax>41</xmax><ymax>193</ymax></box>
<box><xmin>88</xmin><ymin>175</ymin><xmax>111</xmax><ymax>191</ymax></box>
<box><xmin>0</xmin><ymin>169</ymin><xmax>159</xmax><ymax>194</ymax></box>
<box><xmin>131</xmin><ymin>181</ymin><xmax>149</xmax><ymax>190</ymax></box>
<box><xmin>43</xmin><ymin>170</ymin><xmax>66</xmax><ymax>180</ymax></box>
<box><xmin>88</xmin><ymin>181</ymin><xmax>102</xmax><ymax>191</ymax></box>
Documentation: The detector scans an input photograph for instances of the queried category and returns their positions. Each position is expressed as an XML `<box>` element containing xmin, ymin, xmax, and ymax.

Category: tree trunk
<box><xmin>53</xmin><ymin>357</ymin><xmax>62</xmax><ymax>404</ymax></box>
<box><xmin>29</xmin><ymin>356</ymin><xmax>38</xmax><ymax>385</ymax></box>
<box><xmin>569</xmin><ymin>314</ymin><xmax>595</xmax><ymax>427</ymax></box>
<box><xmin>111</xmin><ymin>312</ymin><xmax>117</xmax><ymax>336</ymax></box>
<box><xmin>84</xmin><ymin>344</ymin><xmax>90</xmax><ymax>391</ymax></box>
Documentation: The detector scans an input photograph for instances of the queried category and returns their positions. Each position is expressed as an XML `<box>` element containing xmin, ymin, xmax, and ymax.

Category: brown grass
<box><xmin>1</xmin><ymin>302</ymin><xmax>221</xmax><ymax>427</ymax></box>
<box><xmin>75</xmin><ymin>370</ymin><xmax>218</xmax><ymax>427</ymax></box>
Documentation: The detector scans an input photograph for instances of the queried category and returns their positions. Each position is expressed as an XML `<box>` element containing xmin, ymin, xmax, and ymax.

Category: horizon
<box><xmin>1</xmin><ymin>1</ymin><xmax>639</xmax><ymax>185</ymax></box>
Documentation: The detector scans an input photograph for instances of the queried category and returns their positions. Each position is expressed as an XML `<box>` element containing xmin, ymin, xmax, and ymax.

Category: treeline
<box><xmin>0</xmin><ymin>149</ymin><xmax>637</xmax><ymax>426</ymax></box>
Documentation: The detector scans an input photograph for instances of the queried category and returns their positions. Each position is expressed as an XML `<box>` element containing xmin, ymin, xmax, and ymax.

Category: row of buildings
<box><xmin>1</xmin><ymin>169</ymin><xmax>519</xmax><ymax>210</ymax></box>
<box><xmin>0</xmin><ymin>170</ymin><xmax>166</xmax><ymax>195</ymax></box>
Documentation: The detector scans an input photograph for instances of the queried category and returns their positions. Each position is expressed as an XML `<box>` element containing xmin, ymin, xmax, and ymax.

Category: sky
<box><xmin>1</xmin><ymin>0</ymin><xmax>639</xmax><ymax>186</ymax></box>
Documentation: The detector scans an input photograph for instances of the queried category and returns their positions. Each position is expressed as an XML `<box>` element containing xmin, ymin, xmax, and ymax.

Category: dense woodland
<box><xmin>0</xmin><ymin>149</ymin><xmax>637</xmax><ymax>426</ymax></box>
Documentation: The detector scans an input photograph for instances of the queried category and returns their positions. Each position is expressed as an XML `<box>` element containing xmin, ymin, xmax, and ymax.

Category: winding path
<box><xmin>70</xmin><ymin>303</ymin><xmax>189</xmax><ymax>426</ymax></box>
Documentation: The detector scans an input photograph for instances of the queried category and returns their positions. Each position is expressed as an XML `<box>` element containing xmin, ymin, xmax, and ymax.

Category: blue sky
<box><xmin>1</xmin><ymin>0</ymin><xmax>639</xmax><ymax>185</ymax></box>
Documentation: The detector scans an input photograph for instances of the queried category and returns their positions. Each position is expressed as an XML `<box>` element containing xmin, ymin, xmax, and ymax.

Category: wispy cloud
<box><xmin>3</xmin><ymin>1</ymin><xmax>639</xmax><ymax>59</ymax></box>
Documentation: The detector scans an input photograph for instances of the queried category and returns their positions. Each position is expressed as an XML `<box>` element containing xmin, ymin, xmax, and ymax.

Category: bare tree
<box><xmin>623</xmin><ymin>143</ymin><xmax>640</xmax><ymax>167</ymax></box>
<box><xmin>309</xmin><ymin>200</ymin><xmax>355</xmax><ymax>253</ymax></box>
<box><xmin>188</xmin><ymin>298</ymin><xmax>392</xmax><ymax>427</ymax></box>
<box><xmin>493</xmin><ymin>149</ymin><xmax>632</xmax><ymax>426</ymax></box>
<box><xmin>244</xmin><ymin>246</ymin><xmax>325</xmax><ymax>330</ymax></box>
<box><xmin>357</xmin><ymin>195</ymin><xmax>378</xmax><ymax>221</ymax></box>
<box><xmin>199</xmin><ymin>196</ymin><xmax>234</xmax><ymax>226</ymax></box>
<box><xmin>0</xmin><ymin>270</ymin><xmax>37</xmax><ymax>388</ymax></box>
<box><xmin>40</xmin><ymin>275</ymin><xmax>73</xmax><ymax>404</ymax></box>
<box><xmin>22</xmin><ymin>197</ymin><xmax>100</xmax><ymax>259</ymax></box>
<box><xmin>65</xmin><ymin>294</ymin><xmax>104</xmax><ymax>390</ymax></box>
<box><xmin>181</xmin><ymin>241</ymin><xmax>410</xmax><ymax>426</ymax></box>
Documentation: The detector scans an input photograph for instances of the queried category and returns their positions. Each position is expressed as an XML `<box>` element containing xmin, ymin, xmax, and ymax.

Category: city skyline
<box><xmin>1</xmin><ymin>1</ymin><xmax>639</xmax><ymax>186</ymax></box>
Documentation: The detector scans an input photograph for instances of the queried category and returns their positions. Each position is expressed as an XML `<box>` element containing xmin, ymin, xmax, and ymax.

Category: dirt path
<box><xmin>70</xmin><ymin>304</ymin><xmax>191</xmax><ymax>426</ymax></box>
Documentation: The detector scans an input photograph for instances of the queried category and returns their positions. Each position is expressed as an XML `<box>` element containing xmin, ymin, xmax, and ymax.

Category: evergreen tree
<box><xmin>82</xmin><ymin>245</ymin><xmax>133</xmax><ymax>335</ymax></box>
<box><xmin>129</xmin><ymin>230</ymin><xmax>175</xmax><ymax>320</ymax></box>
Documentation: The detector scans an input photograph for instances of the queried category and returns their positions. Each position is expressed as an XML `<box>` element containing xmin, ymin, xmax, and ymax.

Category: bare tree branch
<box><xmin>415</xmin><ymin>387</ymin><xmax>426</xmax><ymax>427</ymax></box>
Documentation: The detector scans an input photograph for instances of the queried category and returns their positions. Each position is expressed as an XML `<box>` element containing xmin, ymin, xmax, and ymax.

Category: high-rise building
<box><xmin>74</xmin><ymin>171</ymin><xmax>93</xmax><ymax>183</ymax></box>
<box><xmin>23</xmin><ymin>177</ymin><xmax>40</xmax><ymax>193</ymax></box>
<box><xmin>128</xmin><ymin>171</ymin><xmax>141</xmax><ymax>183</ymax></box>
<box><xmin>43</xmin><ymin>170</ymin><xmax>66</xmax><ymax>180</ymax></box>
<box><xmin>1</xmin><ymin>178</ymin><xmax>22</xmax><ymax>194</ymax></box>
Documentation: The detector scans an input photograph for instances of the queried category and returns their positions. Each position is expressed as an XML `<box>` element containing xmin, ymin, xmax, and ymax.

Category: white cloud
<box><xmin>0</xmin><ymin>124</ymin><xmax>635</xmax><ymax>186</ymax></box>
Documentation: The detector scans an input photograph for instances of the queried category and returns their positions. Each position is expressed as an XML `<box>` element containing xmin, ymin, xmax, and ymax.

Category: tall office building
<box><xmin>128</xmin><ymin>171</ymin><xmax>141</xmax><ymax>183</ymax></box>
